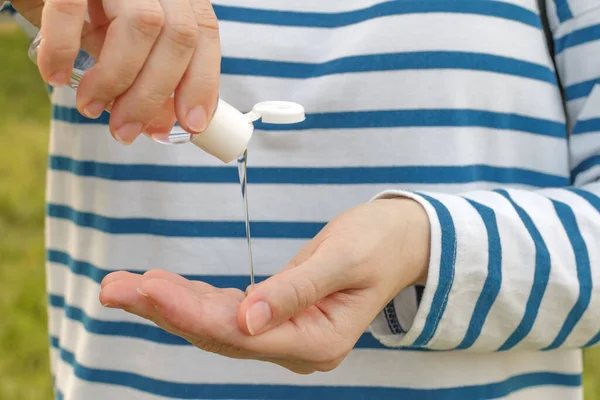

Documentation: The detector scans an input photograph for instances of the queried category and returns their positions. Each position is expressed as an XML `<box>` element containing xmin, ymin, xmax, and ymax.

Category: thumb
<box><xmin>238</xmin><ymin>250</ymin><xmax>350</xmax><ymax>336</ymax></box>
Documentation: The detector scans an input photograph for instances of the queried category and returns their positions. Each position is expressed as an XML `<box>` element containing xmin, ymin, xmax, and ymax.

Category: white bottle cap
<box><xmin>190</xmin><ymin>99</ymin><xmax>305</xmax><ymax>163</ymax></box>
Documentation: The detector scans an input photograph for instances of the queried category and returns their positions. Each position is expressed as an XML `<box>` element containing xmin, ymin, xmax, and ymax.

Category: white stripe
<box><xmin>505</xmin><ymin>386</ymin><xmax>583</xmax><ymax>400</ymax></box>
<box><xmin>46</xmin><ymin>218</ymin><xmax>307</xmax><ymax>277</ymax></box>
<box><xmin>562</xmin><ymin>0</ymin><xmax>600</xmax><ymax>23</ymax></box>
<box><xmin>214</xmin><ymin>0</ymin><xmax>541</xmax><ymax>14</ymax></box>
<box><xmin>576</xmin><ymin>84</ymin><xmax>600</xmax><ymax>120</ymax></box>
<box><xmin>50</xmin><ymin>313</ymin><xmax>582</xmax><ymax>388</ymax></box>
<box><xmin>567</xmin><ymin>97</ymin><xmax>587</xmax><ymax>128</ymax></box>
<box><xmin>556</xmin><ymin>40</ymin><xmax>600</xmax><ymax>87</ymax></box>
<box><xmin>214</xmin><ymin>0</ymin><xmax>402</xmax><ymax>13</ymax></box>
<box><xmin>570</xmin><ymin>133</ymin><xmax>600</xmax><ymax>171</ymax></box>
<box><xmin>218</xmin><ymin>13</ymin><xmax>547</xmax><ymax>64</ymax></box>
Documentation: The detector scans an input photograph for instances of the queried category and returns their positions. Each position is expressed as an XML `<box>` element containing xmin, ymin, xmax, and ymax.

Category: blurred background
<box><xmin>1</xmin><ymin>14</ymin><xmax>600</xmax><ymax>400</ymax></box>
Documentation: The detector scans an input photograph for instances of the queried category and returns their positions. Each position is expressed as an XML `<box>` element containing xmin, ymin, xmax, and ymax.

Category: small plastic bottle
<box><xmin>28</xmin><ymin>32</ymin><xmax>305</xmax><ymax>163</ymax></box>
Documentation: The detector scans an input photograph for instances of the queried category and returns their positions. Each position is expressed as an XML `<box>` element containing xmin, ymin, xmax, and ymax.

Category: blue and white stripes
<box><xmin>10</xmin><ymin>0</ymin><xmax>600</xmax><ymax>398</ymax></box>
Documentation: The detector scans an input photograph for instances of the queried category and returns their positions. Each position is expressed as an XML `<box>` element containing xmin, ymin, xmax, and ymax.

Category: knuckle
<box><xmin>286</xmin><ymin>278</ymin><xmax>318</xmax><ymax>316</ymax></box>
<box><xmin>96</xmin><ymin>74</ymin><xmax>134</xmax><ymax>98</ymax></box>
<box><xmin>183</xmin><ymin>74</ymin><xmax>220</xmax><ymax>102</ymax></box>
<box><xmin>47</xmin><ymin>0</ymin><xmax>86</xmax><ymax>17</ymax></box>
<box><xmin>166</xmin><ymin>22</ymin><xmax>199</xmax><ymax>49</ymax></box>
<box><xmin>129</xmin><ymin>6</ymin><xmax>165</xmax><ymax>40</ymax></box>
<box><xmin>45</xmin><ymin>42</ymin><xmax>78</xmax><ymax>62</ymax></box>
<box><xmin>195</xmin><ymin>10</ymin><xmax>220</xmax><ymax>36</ymax></box>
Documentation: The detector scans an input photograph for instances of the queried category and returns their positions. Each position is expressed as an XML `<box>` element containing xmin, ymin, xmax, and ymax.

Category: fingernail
<box><xmin>186</xmin><ymin>106</ymin><xmax>207</xmax><ymax>133</ymax></box>
<box><xmin>101</xmin><ymin>302</ymin><xmax>115</xmax><ymax>308</ymax></box>
<box><xmin>136</xmin><ymin>288</ymin><xmax>148</xmax><ymax>297</ymax></box>
<box><xmin>49</xmin><ymin>72</ymin><xmax>68</xmax><ymax>87</ymax></box>
<box><xmin>246</xmin><ymin>301</ymin><xmax>272</xmax><ymax>335</ymax></box>
<box><xmin>115</xmin><ymin>122</ymin><xmax>142</xmax><ymax>145</ymax></box>
<box><xmin>83</xmin><ymin>101</ymin><xmax>106</xmax><ymax>119</ymax></box>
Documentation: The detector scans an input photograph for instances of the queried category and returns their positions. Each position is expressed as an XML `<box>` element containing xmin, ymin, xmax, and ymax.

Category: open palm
<box><xmin>99</xmin><ymin>200</ymin><xmax>429</xmax><ymax>373</ymax></box>
<box><xmin>100</xmin><ymin>269</ymin><xmax>372</xmax><ymax>374</ymax></box>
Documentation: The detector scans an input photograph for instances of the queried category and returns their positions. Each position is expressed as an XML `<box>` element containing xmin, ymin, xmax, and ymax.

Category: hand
<box><xmin>12</xmin><ymin>0</ymin><xmax>220</xmax><ymax>144</ymax></box>
<box><xmin>99</xmin><ymin>199</ymin><xmax>431</xmax><ymax>373</ymax></box>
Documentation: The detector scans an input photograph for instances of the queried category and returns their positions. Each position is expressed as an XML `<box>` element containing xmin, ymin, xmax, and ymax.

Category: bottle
<box><xmin>28</xmin><ymin>32</ymin><xmax>305</xmax><ymax>163</ymax></box>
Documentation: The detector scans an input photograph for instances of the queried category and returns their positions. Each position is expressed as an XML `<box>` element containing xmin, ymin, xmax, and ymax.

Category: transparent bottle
<box><xmin>28</xmin><ymin>32</ymin><xmax>306</xmax><ymax>161</ymax></box>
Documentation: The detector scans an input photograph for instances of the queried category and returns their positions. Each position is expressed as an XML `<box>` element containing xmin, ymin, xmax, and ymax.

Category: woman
<box><xmin>7</xmin><ymin>0</ymin><xmax>600</xmax><ymax>398</ymax></box>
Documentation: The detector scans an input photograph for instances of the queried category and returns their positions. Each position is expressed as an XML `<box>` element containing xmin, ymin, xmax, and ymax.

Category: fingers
<box><xmin>38</xmin><ymin>0</ymin><xmax>88</xmax><ymax>86</ymax></box>
<box><xmin>73</xmin><ymin>0</ymin><xmax>166</xmax><ymax>142</ymax></box>
<box><xmin>174</xmin><ymin>0</ymin><xmax>220</xmax><ymax>134</ymax></box>
<box><xmin>99</xmin><ymin>276</ymin><xmax>156</xmax><ymax>313</ymax></box>
<box><xmin>238</xmin><ymin>249</ymin><xmax>352</xmax><ymax>336</ymax></box>
<box><xmin>142</xmin><ymin>98</ymin><xmax>178</xmax><ymax>138</ymax></box>
<box><xmin>40</xmin><ymin>0</ymin><xmax>220</xmax><ymax>145</ymax></box>
<box><xmin>105</xmin><ymin>0</ymin><xmax>198</xmax><ymax>144</ymax></box>
<box><xmin>100</xmin><ymin>271</ymin><xmax>137</xmax><ymax>289</ymax></box>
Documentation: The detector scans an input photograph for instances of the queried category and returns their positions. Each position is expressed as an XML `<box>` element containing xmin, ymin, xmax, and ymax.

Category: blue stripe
<box><xmin>47</xmin><ymin>203</ymin><xmax>325</xmax><ymax>238</ymax></box>
<box><xmin>47</xmin><ymin>293</ymin><xmax>404</xmax><ymax>351</ymax></box>
<box><xmin>213</xmin><ymin>2</ymin><xmax>541</xmax><ymax>29</ymax></box>
<box><xmin>554</xmin><ymin>0</ymin><xmax>574</xmax><ymax>23</ymax></box>
<box><xmin>455</xmin><ymin>199</ymin><xmax>502</xmax><ymax>350</ymax></box>
<box><xmin>572</xmin><ymin>155</ymin><xmax>600</xmax><ymax>180</ymax></box>
<box><xmin>48</xmin><ymin>336</ymin><xmax>583</xmax><ymax>399</ymax></box>
<box><xmin>555</xmin><ymin>23</ymin><xmax>600</xmax><ymax>55</ymax></box>
<box><xmin>49</xmin><ymin>155</ymin><xmax>569</xmax><ymax>187</ymax></box>
<box><xmin>52</xmin><ymin>106</ymin><xmax>566</xmax><ymax>137</ymax></box>
<box><xmin>569</xmin><ymin>188</ymin><xmax>600</xmax><ymax>211</ymax></box>
<box><xmin>572</xmin><ymin>118</ymin><xmax>600</xmax><ymax>135</ymax></box>
<box><xmin>47</xmin><ymin>248</ymin><xmax>264</xmax><ymax>287</ymax></box>
<box><xmin>220</xmin><ymin>52</ymin><xmax>557</xmax><ymax>84</ymax></box>
<box><xmin>565</xmin><ymin>79</ymin><xmax>597</xmax><ymax>101</ymax></box>
<box><xmin>496</xmin><ymin>190</ymin><xmax>552</xmax><ymax>351</ymax></box>
<box><xmin>543</xmin><ymin>200</ymin><xmax>592</xmax><ymax>350</ymax></box>
<box><xmin>412</xmin><ymin>194</ymin><xmax>457</xmax><ymax>347</ymax></box>
<box><xmin>585</xmin><ymin>330</ymin><xmax>600</xmax><ymax>347</ymax></box>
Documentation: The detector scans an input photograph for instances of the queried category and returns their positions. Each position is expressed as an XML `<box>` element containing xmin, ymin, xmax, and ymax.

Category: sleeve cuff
<box><xmin>369</xmin><ymin>190</ymin><xmax>492</xmax><ymax>350</ymax></box>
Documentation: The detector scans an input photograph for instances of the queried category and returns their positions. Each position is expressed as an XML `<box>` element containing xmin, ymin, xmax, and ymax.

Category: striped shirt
<box><xmin>10</xmin><ymin>0</ymin><xmax>600</xmax><ymax>398</ymax></box>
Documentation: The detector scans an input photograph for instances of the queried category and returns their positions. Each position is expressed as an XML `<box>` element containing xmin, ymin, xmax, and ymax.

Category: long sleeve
<box><xmin>370</xmin><ymin>2</ymin><xmax>600</xmax><ymax>351</ymax></box>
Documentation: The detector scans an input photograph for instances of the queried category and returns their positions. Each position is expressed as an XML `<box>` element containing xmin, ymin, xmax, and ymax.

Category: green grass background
<box><xmin>0</xmin><ymin>22</ymin><xmax>599</xmax><ymax>400</ymax></box>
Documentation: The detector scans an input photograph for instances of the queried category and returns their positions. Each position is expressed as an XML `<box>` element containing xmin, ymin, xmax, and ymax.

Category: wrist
<box><xmin>374</xmin><ymin>198</ymin><xmax>431</xmax><ymax>288</ymax></box>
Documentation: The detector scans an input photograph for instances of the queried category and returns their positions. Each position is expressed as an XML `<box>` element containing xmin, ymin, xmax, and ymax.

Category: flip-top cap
<box><xmin>190</xmin><ymin>99</ymin><xmax>305</xmax><ymax>163</ymax></box>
